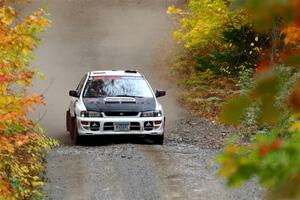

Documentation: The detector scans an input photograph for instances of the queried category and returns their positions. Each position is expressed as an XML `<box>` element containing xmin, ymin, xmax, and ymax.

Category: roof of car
<box><xmin>89</xmin><ymin>70</ymin><xmax>142</xmax><ymax>77</ymax></box>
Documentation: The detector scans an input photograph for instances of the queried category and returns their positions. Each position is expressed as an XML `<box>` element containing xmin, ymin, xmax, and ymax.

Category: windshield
<box><xmin>83</xmin><ymin>76</ymin><xmax>153</xmax><ymax>98</ymax></box>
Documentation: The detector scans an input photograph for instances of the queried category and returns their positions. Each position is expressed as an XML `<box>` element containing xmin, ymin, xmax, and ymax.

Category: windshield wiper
<box><xmin>83</xmin><ymin>95</ymin><xmax>107</xmax><ymax>98</ymax></box>
<box><xmin>115</xmin><ymin>95</ymin><xmax>144</xmax><ymax>98</ymax></box>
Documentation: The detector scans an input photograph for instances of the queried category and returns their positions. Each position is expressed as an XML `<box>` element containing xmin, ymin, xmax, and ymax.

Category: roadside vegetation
<box><xmin>169</xmin><ymin>0</ymin><xmax>300</xmax><ymax>199</ymax></box>
<box><xmin>0</xmin><ymin>1</ymin><xmax>58</xmax><ymax>199</ymax></box>
<box><xmin>167</xmin><ymin>0</ymin><xmax>271</xmax><ymax>120</ymax></box>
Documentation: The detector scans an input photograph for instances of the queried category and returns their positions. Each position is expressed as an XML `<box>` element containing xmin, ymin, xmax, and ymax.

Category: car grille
<box><xmin>130</xmin><ymin>122</ymin><xmax>140</xmax><ymax>131</ymax></box>
<box><xmin>103</xmin><ymin>122</ymin><xmax>140</xmax><ymax>131</ymax></box>
<box><xmin>104</xmin><ymin>112</ymin><xmax>139</xmax><ymax>117</ymax></box>
<box><xmin>103</xmin><ymin>122</ymin><xmax>114</xmax><ymax>131</ymax></box>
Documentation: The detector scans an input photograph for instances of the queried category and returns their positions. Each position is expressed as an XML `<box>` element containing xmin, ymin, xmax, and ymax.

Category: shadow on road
<box><xmin>60</xmin><ymin>133</ymin><xmax>159</xmax><ymax>147</ymax></box>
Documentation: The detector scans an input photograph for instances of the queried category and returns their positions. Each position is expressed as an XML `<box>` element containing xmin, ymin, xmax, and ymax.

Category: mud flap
<box><xmin>66</xmin><ymin>110</ymin><xmax>70</xmax><ymax>132</ymax></box>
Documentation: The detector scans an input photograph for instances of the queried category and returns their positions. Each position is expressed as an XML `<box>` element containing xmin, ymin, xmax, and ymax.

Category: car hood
<box><xmin>82</xmin><ymin>97</ymin><xmax>156</xmax><ymax>112</ymax></box>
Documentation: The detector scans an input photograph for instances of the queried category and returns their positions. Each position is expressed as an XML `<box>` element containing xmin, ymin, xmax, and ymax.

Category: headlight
<box><xmin>141</xmin><ymin>111</ymin><xmax>162</xmax><ymax>117</ymax></box>
<box><xmin>80</xmin><ymin>111</ymin><xmax>102</xmax><ymax>117</ymax></box>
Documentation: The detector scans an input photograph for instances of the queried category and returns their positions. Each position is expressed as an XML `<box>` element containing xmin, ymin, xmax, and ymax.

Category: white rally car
<box><xmin>66</xmin><ymin>70</ymin><xmax>166</xmax><ymax>145</ymax></box>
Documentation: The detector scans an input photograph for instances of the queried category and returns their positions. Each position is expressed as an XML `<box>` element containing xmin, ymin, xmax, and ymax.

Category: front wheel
<box><xmin>66</xmin><ymin>110</ymin><xmax>70</xmax><ymax>132</ymax></box>
<box><xmin>152</xmin><ymin>135</ymin><xmax>164</xmax><ymax>145</ymax></box>
<box><xmin>70</xmin><ymin>116</ymin><xmax>82</xmax><ymax>145</ymax></box>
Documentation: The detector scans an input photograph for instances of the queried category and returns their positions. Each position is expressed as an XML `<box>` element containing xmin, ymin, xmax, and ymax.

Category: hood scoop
<box><xmin>104</xmin><ymin>97</ymin><xmax>136</xmax><ymax>104</ymax></box>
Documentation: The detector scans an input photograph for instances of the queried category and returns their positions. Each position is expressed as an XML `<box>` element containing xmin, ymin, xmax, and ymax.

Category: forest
<box><xmin>168</xmin><ymin>0</ymin><xmax>300</xmax><ymax>199</ymax></box>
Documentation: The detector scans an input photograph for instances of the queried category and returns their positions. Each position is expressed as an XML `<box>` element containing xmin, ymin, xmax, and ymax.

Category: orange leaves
<box><xmin>237</xmin><ymin>0</ymin><xmax>300</xmax><ymax>69</ymax></box>
<box><xmin>271</xmin><ymin>138</ymin><xmax>282</xmax><ymax>150</ymax></box>
<box><xmin>256</xmin><ymin>60</ymin><xmax>270</xmax><ymax>74</ymax></box>
<box><xmin>259</xmin><ymin>144</ymin><xmax>270</xmax><ymax>157</ymax></box>
<box><xmin>0</xmin><ymin>1</ymin><xmax>55</xmax><ymax>199</ymax></box>
<box><xmin>23</xmin><ymin>93</ymin><xmax>44</xmax><ymax>107</ymax></box>
<box><xmin>13</xmin><ymin>134</ymin><xmax>30</xmax><ymax>147</ymax></box>
<box><xmin>224</xmin><ymin>144</ymin><xmax>239</xmax><ymax>155</ymax></box>
<box><xmin>0</xmin><ymin>179</ymin><xmax>12</xmax><ymax>198</ymax></box>
<box><xmin>0</xmin><ymin>135</ymin><xmax>14</xmax><ymax>153</ymax></box>
<box><xmin>259</xmin><ymin>138</ymin><xmax>283</xmax><ymax>157</ymax></box>
<box><xmin>0</xmin><ymin>133</ymin><xmax>31</xmax><ymax>153</ymax></box>
<box><xmin>283</xmin><ymin>24</ymin><xmax>300</xmax><ymax>45</ymax></box>
<box><xmin>279</xmin><ymin>22</ymin><xmax>300</xmax><ymax>67</ymax></box>
<box><xmin>0</xmin><ymin>73</ymin><xmax>15</xmax><ymax>83</ymax></box>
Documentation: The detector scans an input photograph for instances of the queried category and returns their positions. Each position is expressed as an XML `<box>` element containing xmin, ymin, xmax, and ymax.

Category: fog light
<box><xmin>154</xmin><ymin>121</ymin><xmax>162</xmax><ymax>125</ymax></box>
<box><xmin>81</xmin><ymin>121</ymin><xmax>89</xmax><ymax>125</ymax></box>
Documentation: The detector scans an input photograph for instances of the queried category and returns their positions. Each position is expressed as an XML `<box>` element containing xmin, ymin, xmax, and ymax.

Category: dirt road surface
<box><xmin>29</xmin><ymin>0</ymin><xmax>263</xmax><ymax>199</ymax></box>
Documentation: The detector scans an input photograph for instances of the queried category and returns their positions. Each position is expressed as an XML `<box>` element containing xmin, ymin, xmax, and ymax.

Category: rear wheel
<box><xmin>70</xmin><ymin>116</ymin><xmax>82</xmax><ymax>145</ymax></box>
<box><xmin>152</xmin><ymin>135</ymin><xmax>164</xmax><ymax>145</ymax></box>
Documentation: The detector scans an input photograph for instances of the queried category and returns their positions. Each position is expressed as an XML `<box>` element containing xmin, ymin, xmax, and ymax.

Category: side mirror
<box><xmin>155</xmin><ymin>90</ymin><xmax>166</xmax><ymax>98</ymax></box>
<box><xmin>69</xmin><ymin>90</ymin><xmax>79</xmax><ymax>97</ymax></box>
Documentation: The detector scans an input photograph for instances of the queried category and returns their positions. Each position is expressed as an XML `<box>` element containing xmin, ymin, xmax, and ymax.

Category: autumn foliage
<box><xmin>0</xmin><ymin>1</ymin><xmax>57</xmax><ymax>199</ymax></box>
<box><xmin>216</xmin><ymin>1</ymin><xmax>300</xmax><ymax>199</ymax></box>
<box><xmin>167</xmin><ymin>0</ymin><xmax>271</xmax><ymax>119</ymax></box>
<box><xmin>169</xmin><ymin>0</ymin><xmax>300</xmax><ymax>199</ymax></box>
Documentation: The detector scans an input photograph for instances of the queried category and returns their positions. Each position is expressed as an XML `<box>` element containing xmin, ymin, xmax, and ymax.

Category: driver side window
<box><xmin>76</xmin><ymin>74</ymin><xmax>87</xmax><ymax>95</ymax></box>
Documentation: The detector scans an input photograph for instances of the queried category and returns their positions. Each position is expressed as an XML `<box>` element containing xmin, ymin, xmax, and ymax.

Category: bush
<box><xmin>0</xmin><ymin>1</ymin><xmax>58</xmax><ymax>199</ymax></box>
<box><xmin>195</xmin><ymin>25</ymin><xmax>271</xmax><ymax>76</ymax></box>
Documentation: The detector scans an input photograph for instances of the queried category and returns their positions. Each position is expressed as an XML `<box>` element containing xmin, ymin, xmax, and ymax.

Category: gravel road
<box><xmin>28</xmin><ymin>0</ymin><xmax>263</xmax><ymax>199</ymax></box>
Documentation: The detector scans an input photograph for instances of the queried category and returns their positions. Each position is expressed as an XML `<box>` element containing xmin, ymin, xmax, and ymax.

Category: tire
<box><xmin>152</xmin><ymin>135</ymin><xmax>164</xmax><ymax>145</ymax></box>
<box><xmin>70</xmin><ymin>116</ymin><xmax>82</xmax><ymax>145</ymax></box>
<box><xmin>66</xmin><ymin>110</ymin><xmax>70</xmax><ymax>132</ymax></box>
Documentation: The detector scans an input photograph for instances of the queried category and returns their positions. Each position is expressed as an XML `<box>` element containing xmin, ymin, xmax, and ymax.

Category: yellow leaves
<box><xmin>0</xmin><ymin>6</ymin><xmax>16</xmax><ymax>26</ymax></box>
<box><xmin>0</xmin><ymin>132</ymin><xmax>57</xmax><ymax>199</ymax></box>
<box><xmin>218</xmin><ymin>157</ymin><xmax>237</xmax><ymax>177</ymax></box>
<box><xmin>290</xmin><ymin>122</ymin><xmax>300</xmax><ymax>132</ymax></box>
<box><xmin>23</xmin><ymin>11</ymin><xmax>50</xmax><ymax>30</ymax></box>
<box><xmin>31</xmin><ymin>181</ymin><xmax>43</xmax><ymax>187</ymax></box>
<box><xmin>0</xmin><ymin>97</ymin><xmax>6</xmax><ymax>105</ymax></box>
<box><xmin>168</xmin><ymin>0</ymin><xmax>248</xmax><ymax>49</ymax></box>
<box><xmin>167</xmin><ymin>6</ymin><xmax>185</xmax><ymax>16</ymax></box>
<box><xmin>0</xmin><ymin>2</ymin><xmax>57</xmax><ymax>199</ymax></box>
<box><xmin>21</xmin><ymin>47</ymin><xmax>31</xmax><ymax>56</ymax></box>
<box><xmin>289</xmin><ymin>114</ymin><xmax>300</xmax><ymax>132</ymax></box>
<box><xmin>37</xmin><ymin>17</ymin><xmax>47</xmax><ymax>27</ymax></box>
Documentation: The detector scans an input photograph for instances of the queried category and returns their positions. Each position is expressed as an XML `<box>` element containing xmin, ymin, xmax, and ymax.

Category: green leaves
<box><xmin>169</xmin><ymin>0</ymin><xmax>300</xmax><ymax>199</ymax></box>
<box><xmin>220</xmin><ymin>96</ymin><xmax>252</xmax><ymax>125</ymax></box>
<box><xmin>217</xmin><ymin>131</ymin><xmax>300</xmax><ymax>197</ymax></box>
<box><xmin>221</xmin><ymin>69</ymin><xmax>291</xmax><ymax>126</ymax></box>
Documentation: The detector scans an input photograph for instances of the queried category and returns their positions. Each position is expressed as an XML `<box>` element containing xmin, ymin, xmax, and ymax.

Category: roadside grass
<box><xmin>177</xmin><ymin>72</ymin><xmax>240</xmax><ymax>120</ymax></box>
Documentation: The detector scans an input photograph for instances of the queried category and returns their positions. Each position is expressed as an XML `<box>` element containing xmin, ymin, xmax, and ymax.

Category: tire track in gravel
<box><xmin>23</xmin><ymin>0</ymin><xmax>264</xmax><ymax>199</ymax></box>
<box><xmin>46</xmin><ymin>151</ymin><xmax>96</xmax><ymax>199</ymax></box>
<box><xmin>140</xmin><ymin>144</ymin><xmax>263</xmax><ymax>200</ymax></box>
<box><xmin>140</xmin><ymin>145</ymin><xmax>187</xmax><ymax>200</ymax></box>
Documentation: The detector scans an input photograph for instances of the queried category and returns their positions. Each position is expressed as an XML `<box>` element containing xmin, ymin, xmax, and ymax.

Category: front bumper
<box><xmin>76</xmin><ymin>116</ymin><xmax>165</xmax><ymax>136</ymax></box>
